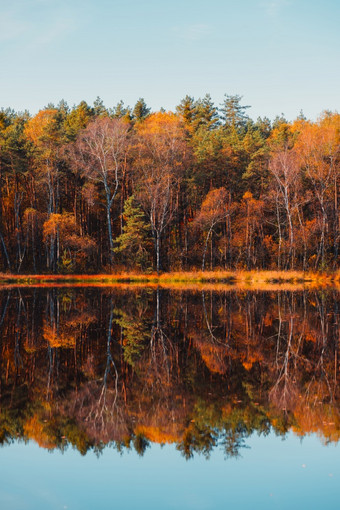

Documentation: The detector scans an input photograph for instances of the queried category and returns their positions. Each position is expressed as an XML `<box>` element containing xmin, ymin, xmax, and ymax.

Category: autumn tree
<box><xmin>134</xmin><ymin>112</ymin><xmax>188</xmax><ymax>273</ymax></box>
<box><xmin>268</xmin><ymin>125</ymin><xmax>300</xmax><ymax>269</ymax></box>
<box><xmin>0</xmin><ymin>110</ymin><xmax>29</xmax><ymax>271</ymax></box>
<box><xmin>194</xmin><ymin>187</ymin><xmax>230</xmax><ymax>270</ymax></box>
<box><xmin>24</xmin><ymin>109</ymin><xmax>66</xmax><ymax>271</ymax></box>
<box><xmin>25</xmin><ymin>109</ymin><xmax>62</xmax><ymax>216</ymax></box>
<box><xmin>43</xmin><ymin>212</ymin><xmax>96</xmax><ymax>272</ymax></box>
<box><xmin>73</xmin><ymin>117</ymin><xmax>130</xmax><ymax>265</ymax></box>
<box><xmin>232</xmin><ymin>191</ymin><xmax>265</xmax><ymax>269</ymax></box>
<box><xmin>295</xmin><ymin>113</ymin><xmax>340</xmax><ymax>268</ymax></box>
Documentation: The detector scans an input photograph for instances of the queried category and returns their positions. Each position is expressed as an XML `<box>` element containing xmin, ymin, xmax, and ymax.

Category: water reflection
<box><xmin>0</xmin><ymin>287</ymin><xmax>339</xmax><ymax>458</ymax></box>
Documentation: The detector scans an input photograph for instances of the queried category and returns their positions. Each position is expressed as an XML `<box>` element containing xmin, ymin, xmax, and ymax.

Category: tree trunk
<box><xmin>285</xmin><ymin>195</ymin><xmax>294</xmax><ymax>269</ymax></box>
<box><xmin>106</xmin><ymin>195</ymin><xmax>114</xmax><ymax>267</ymax></box>
<box><xmin>202</xmin><ymin>226</ymin><xmax>213</xmax><ymax>271</ymax></box>
<box><xmin>334</xmin><ymin>173</ymin><xmax>339</xmax><ymax>268</ymax></box>
<box><xmin>156</xmin><ymin>232</ymin><xmax>160</xmax><ymax>275</ymax></box>
<box><xmin>0</xmin><ymin>233</ymin><xmax>11</xmax><ymax>271</ymax></box>
<box><xmin>276</xmin><ymin>195</ymin><xmax>282</xmax><ymax>270</ymax></box>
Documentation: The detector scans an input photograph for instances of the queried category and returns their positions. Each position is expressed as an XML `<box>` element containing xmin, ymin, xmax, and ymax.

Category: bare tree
<box><xmin>269</xmin><ymin>148</ymin><xmax>299</xmax><ymax>269</ymax></box>
<box><xmin>134</xmin><ymin>113</ymin><xmax>188</xmax><ymax>273</ymax></box>
<box><xmin>73</xmin><ymin>118</ymin><xmax>130</xmax><ymax>265</ymax></box>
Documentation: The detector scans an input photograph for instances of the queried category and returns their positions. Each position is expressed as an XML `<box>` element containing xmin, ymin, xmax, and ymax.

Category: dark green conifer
<box><xmin>114</xmin><ymin>196</ymin><xmax>151</xmax><ymax>270</ymax></box>
<box><xmin>132</xmin><ymin>98</ymin><xmax>151</xmax><ymax>122</ymax></box>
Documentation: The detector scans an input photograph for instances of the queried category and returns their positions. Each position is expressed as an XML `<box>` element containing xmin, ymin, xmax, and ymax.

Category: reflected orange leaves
<box><xmin>292</xmin><ymin>403</ymin><xmax>340</xmax><ymax>443</ymax></box>
<box><xmin>191</xmin><ymin>338</ymin><xmax>228</xmax><ymax>374</ymax></box>
<box><xmin>24</xmin><ymin>415</ymin><xmax>57</xmax><ymax>450</ymax></box>
<box><xmin>134</xmin><ymin>425</ymin><xmax>180</xmax><ymax>445</ymax></box>
<box><xmin>43</xmin><ymin>324</ymin><xmax>76</xmax><ymax>349</ymax></box>
<box><xmin>43</xmin><ymin>310</ymin><xmax>96</xmax><ymax>348</ymax></box>
<box><xmin>1</xmin><ymin>287</ymin><xmax>340</xmax><ymax>456</ymax></box>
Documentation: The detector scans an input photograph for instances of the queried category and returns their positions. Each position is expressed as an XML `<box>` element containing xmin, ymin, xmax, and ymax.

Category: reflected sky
<box><xmin>0</xmin><ymin>432</ymin><xmax>339</xmax><ymax>510</ymax></box>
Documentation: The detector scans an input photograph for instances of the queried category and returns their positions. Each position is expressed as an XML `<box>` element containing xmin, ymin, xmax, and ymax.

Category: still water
<box><xmin>0</xmin><ymin>286</ymin><xmax>339</xmax><ymax>509</ymax></box>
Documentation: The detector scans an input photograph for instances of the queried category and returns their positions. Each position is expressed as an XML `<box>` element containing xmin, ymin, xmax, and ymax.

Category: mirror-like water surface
<box><xmin>1</xmin><ymin>434</ymin><xmax>339</xmax><ymax>510</ymax></box>
<box><xmin>0</xmin><ymin>286</ymin><xmax>339</xmax><ymax>508</ymax></box>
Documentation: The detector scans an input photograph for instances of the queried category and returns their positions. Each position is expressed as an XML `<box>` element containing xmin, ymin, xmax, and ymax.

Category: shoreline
<box><xmin>0</xmin><ymin>270</ymin><xmax>339</xmax><ymax>290</ymax></box>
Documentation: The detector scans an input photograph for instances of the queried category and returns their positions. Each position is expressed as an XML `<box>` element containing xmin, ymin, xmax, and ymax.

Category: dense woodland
<box><xmin>0</xmin><ymin>287</ymin><xmax>339</xmax><ymax>456</ymax></box>
<box><xmin>0</xmin><ymin>95</ymin><xmax>339</xmax><ymax>274</ymax></box>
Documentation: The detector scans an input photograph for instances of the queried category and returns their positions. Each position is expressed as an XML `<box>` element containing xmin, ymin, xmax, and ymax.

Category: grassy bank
<box><xmin>0</xmin><ymin>270</ymin><xmax>339</xmax><ymax>289</ymax></box>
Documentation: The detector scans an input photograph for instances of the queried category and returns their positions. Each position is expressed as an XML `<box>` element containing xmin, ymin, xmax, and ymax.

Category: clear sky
<box><xmin>1</xmin><ymin>0</ymin><xmax>339</xmax><ymax>120</ymax></box>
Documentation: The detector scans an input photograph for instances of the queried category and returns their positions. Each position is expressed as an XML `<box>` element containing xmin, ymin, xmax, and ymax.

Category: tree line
<box><xmin>0</xmin><ymin>95</ymin><xmax>339</xmax><ymax>273</ymax></box>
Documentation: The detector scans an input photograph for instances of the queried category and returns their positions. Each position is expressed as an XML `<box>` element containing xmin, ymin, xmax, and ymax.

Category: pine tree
<box><xmin>220</xmin><ymin>94</ymin><xmax>250</xmax><ymax>132</ymax></box>
<box><xmin>114</xmin><ymin>196</ymin><xmax>151</xmax><ymax>270</ymax></box>
<box><xmin>132</xmin><ymin>98</ymin><xmax>151</xmax><ymax>122</ymax></box>
<box><xmin>110</xmin><ymin>100</ymin><xmax>132</xmax><ymax>121</ymax></box>
<box><xmin>93</xmin><ymin>96</ymin><xmax>107</xmax><ymax>117</ymax></box>
<box><xmin>64</xmin><ymin>101</ymin><xmax>94</xmax><ymax>141</ymax></box>
<box><xmin>192</xmin><ymin>93</ymin><xmax>219</xmax><ymax>131</ymax></box>
<box><xmin>176</xmin><ymin>95</ymin><xmax>196</xmax><ymax>125</ymax></box>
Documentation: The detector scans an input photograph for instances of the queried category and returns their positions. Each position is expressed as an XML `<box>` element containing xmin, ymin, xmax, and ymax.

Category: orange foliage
<box><xmin>24</xmin><ymin>415</ymin><xmax>56</xmax><ymax>449</ymax></box>
<box><xmin>136</xmin><ymin>111</ymin><xmax>185</xmax><ymax>136</ymax></box>
<box><xmin>195</xmin><ymin>187</ymin><xmax>229</xmax><ymax>228</ymax></box>
<box><xmin>43</xmin><ymin>324</ymin><xmax>76</xmax><ymax>348</ymax></box>
<box><xmin>43</xmin><ymin>213</ymin><xmax>90</xmax><ymax>245</ymax></box>
<box><xmin>134</xmin><ymin>425</ymin><xmax>181</xmax><ymax>444</ymax></box>
<box><xmin>24</xmin><ymin>109</ymin><xmax>58</xmax><ymax>146</ymax></box>
<box><xmin>191</xmin><ymin>336</ymin><xmax>228</xmax><ymax>374</ymax></box>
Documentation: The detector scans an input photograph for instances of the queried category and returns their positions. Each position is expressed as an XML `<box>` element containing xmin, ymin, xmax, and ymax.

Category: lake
<box><xmin>0</xmin><ymin>286</ymin><xmax>339</xmax><ymax>509</ymax></box>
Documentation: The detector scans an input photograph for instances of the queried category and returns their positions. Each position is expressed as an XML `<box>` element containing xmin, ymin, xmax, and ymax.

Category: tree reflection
<box><xmin>0</xmin><ymin>286</ymin><xmax>339</xmax><ymax>457</ymax></box>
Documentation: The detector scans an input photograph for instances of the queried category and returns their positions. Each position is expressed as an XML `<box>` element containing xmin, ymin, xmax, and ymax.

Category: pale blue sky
<box><xmin>1</xmin><ymin>0</ymin><xmax>339</xmax><ymax>120</ymax></box>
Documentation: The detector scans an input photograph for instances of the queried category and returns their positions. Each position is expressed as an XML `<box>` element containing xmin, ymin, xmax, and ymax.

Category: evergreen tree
<box><xmin>114</xmin><ymin>196</ymin><xmax>151</xmax><ymax>270</ymax></box>
<box><xmin>192</xmin><ymin>93</ymin><xmax>219</xmax><ymax>131</ymax></box>
<box><xmin>272</xmin><ymin>114</ymin><xmax>287</xmax><ymax>130</ymax></box>
<box><xmin>64</xmin><ymin>101</ymin><xmax>94</xmax><ymax>141</ymax></box>
<box><xmin>110</xmin><ymin>100</ymin><xmax>132</xmax><ymax>122</ymax></box>
<box><xmin>93</xmin><ymin>96</ymin><xmax>107</xmax><ymax>117</ymax></box>
<box><xmin>176</xmin><ymin>95</ymin><xmax>196</xmax><ymax>125</ymax></box>
<box><xmin>220</xmin><ymin>94</ymin><xmax>250</xmax><ymax>131</ymax></box>
<box><xmin>254</xmin><ymin>116</ymin><xmax>272</xmax><ymax>139</ymax></box>
<box><xmin>57</xmin><ymin>99</ymin><xmax>70</xmax><ymax>116</ymax></box>
<box><xmin>132</xmin><ymin>98</ymin><xmax>151</xmax><ymax>122</ymax></box>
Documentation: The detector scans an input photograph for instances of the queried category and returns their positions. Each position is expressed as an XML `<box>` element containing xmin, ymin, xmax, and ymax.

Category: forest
<box><xmin>0</xmin><ymin>95</ymin><xmax>339</xmax><ymax>274</ymax></box>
